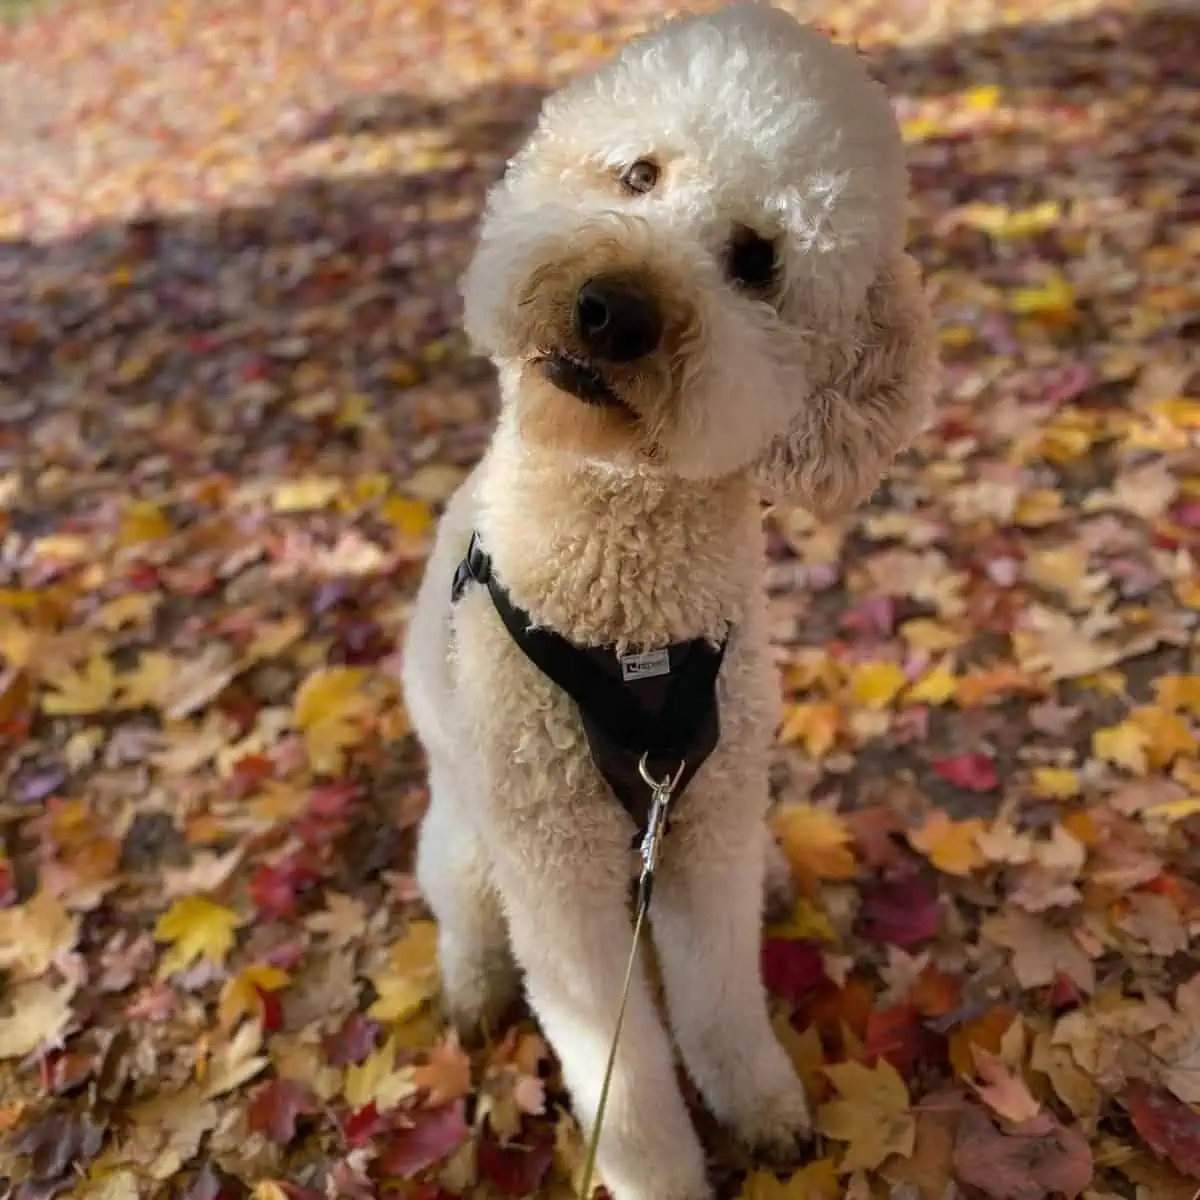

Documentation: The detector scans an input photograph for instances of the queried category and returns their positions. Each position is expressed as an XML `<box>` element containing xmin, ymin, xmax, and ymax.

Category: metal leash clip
<box><xmin>636</xmin><ymin>754</ymin><xmax>685</xmax><ymax>905</ymax></box>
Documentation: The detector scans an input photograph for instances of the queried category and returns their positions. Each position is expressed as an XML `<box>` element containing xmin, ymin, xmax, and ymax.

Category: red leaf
<box><xmin>760</xmin><ymin>939</ymin><xmax>828</xmax><ymax>1007</ymax></box>
<box><xmin>248</xmin><ymin>1079</ymin><xmax>317</xmax><ymax>1146</ymax></box>
<box><xmin>249</xmin><ymin>853</ymin><xmax>323</xmax><ymax>919</ymax></box>
<box><xmin>324</xmin><ymin>1013</ymin><xmax>380</xmax><ymax>1067</ymax></box>
<box><xmin>952</xmin><ymin>1106</ymin><xmax>1093</xmax><ymax>1199</ymax></box>
<box><xmin>932</xmin><ymin>752</ymin><xmax>999</xmax><ymax>792</ymax></box>
<box><xmin>343</xmin><ymin>1102</ymin><xmax>389</xmax><ymax>1148</ymax></box>
<box><xmin>254</xmin><ymin>985</ymin><xmax>284</xmax><ymax>1034</ymax></box>
<box><xmin>308</xmin><ymin>781</ymin><xmax>360</xmax><ymax>819</ymax></box>
<box><xmin>373</xmin><ymin>1103</ymin><xmax>469</xmax><ymax>1179</ymax></box>
<box><xmin>228</xmin><ymin>754</ymin><xmax>275</xmax><ymax>799</ymax></box>
<box><xmin>1126</xmin><ymin>1080</ymin><xmax>1200</xmax><ymax>1179</ymax></box>
<box><xmin>857</xmin><ymin>875</ymin><xmax>942</xmax><ymax>948</ymax></box>
<box><xmin>863</xmin><ymin>1004</ymin><xmax>946</xmax><ymax>1079</ymax></box>
<box><xmin>477</xmin><ymin>1122</ymin><xmax>555</xmax><ymax>1197</ymax></box>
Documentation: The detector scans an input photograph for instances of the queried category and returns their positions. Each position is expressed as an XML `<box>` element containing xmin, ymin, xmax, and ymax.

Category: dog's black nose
<box><xmin>575</xmin><ymin>277</ymin><xmax>662</xmax><ymax>363</ymax></box>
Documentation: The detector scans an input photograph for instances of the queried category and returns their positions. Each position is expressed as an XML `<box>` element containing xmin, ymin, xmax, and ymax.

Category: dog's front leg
<box><xmin>651</xmin><ymin>815</ymin><xmax>812</xmax><ymax>1167</ymax></box>
<box><xmin>495</xmin><ymin>853</ymin><xmax>711</xmax><ymax>1200</ymax></box>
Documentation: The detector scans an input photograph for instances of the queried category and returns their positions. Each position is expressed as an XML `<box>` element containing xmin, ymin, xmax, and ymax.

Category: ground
<box><xmin>0</xmin><ymin>0</ymin><xmax>1198</xmax><ymax>1197</ymax></box>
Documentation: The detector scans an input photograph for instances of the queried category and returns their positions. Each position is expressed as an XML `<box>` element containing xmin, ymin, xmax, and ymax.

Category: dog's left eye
<box><xmin>727</xmin><ymin>227</ymin><xmax>778</xmax><ymax>291</ymax></box>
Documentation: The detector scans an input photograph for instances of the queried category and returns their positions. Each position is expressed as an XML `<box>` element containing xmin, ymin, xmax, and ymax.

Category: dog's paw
<box><xmin>732</xmin><ymin>1084</ymin><xmax>813</xmax><ymax>1173</ymax></box>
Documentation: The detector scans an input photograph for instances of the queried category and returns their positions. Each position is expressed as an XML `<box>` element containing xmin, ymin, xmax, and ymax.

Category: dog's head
<box><xmin>462</xmin><ymin>3</ymin><xmax>936</xmax><ymax>508</ymax></box>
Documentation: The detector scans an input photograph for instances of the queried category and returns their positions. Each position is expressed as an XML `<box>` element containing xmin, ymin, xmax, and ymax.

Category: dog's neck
<box><xmin>474</xmin><ymin>417</ymin><xmax>762</xmax><ymax>649</ymax></box>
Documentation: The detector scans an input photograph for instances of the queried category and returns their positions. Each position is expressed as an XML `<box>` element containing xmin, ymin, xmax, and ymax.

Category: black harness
<box><xmin>451</xmin><ymin>532</ymin><xmax>728</xmax><ymax>841</ymax></box>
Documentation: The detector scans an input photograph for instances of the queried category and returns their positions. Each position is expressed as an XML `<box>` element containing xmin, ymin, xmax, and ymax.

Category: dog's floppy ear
<box><xmin>755</xmin><ymin>251</ymin><xmax>938</xmax><ymax>518</ymax></box>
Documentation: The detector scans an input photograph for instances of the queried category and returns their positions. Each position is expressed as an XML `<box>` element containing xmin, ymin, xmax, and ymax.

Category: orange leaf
<box><xmin>908</xmin><ymin>812</ymin><xmax>986</xmax><ymax>876</ymax></box>
<box><xmin>949</xmin><ymin>1007</ymin><xmax>1017</xmax><ymax>1080</ymax></box>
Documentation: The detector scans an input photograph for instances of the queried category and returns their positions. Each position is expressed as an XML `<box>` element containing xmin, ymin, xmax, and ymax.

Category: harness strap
<box><xmin>451</xmin><ymin>532</ymin><xmax>728</xmax><ymax>836</ymax></box>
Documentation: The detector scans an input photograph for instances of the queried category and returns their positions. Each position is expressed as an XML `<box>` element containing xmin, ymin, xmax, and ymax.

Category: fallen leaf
<box><xmin>817</xmin><ymin>1059</ymin><xmax>915</xmax><ymax>1173</ymax></box>
<box><xmin>952</xmin><ymin>1106</ymin><xmax>1093</xmax><ymax>1199</ymax></box>
<box><xmin>155</xmin><ymin>896</ymin><xmax>242</xmax><ymax>979</ymax></box>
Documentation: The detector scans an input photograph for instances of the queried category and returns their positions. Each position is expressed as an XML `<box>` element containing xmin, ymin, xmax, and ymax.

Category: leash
<box><xmin>577</xmin><ymin>754</ymin><xmax>685</xmax><ymax>1200</ymax></box>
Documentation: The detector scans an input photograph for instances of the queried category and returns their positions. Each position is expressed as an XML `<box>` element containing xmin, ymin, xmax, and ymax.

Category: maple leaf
<box><xmin>0</xmin><ymin>889</ymin><xmax>78</xmax><ymax>979</ymax></box>
<box><xmin>218</xmin><ymin>964</ymin><xmax>290</xmax><ymax>1031</ymax></box>
<box><xmin>369</xmin><ymin>920</ymin><xmax>441</xmax><ymax>1023</ymax></box>
<box><xmin>372</xmin><ymin>1102</ymin><xmax>470</xmax><ymax>1179</ymax></box>
<box><xmin>970</xmin><ymin>1047</ymin><xmax>1041</xmax><ymax>1124</ymax></box>
<box><xmin>847</xmin><ymin>661</ymin><xmax>907</xmax><ymax>709</ymax></box>
<box><xmin>761</xmin><ymin>939</ymin><xmax>828</xmax><ymax>1008</ymax></box>
<box><xmin>0</xmin><ymin>980</ymin><xmax>76</xmax><ymax>1059</ymax></box>
<box><xmin>248</xmin><ymin>1078</ymin><xmax>318</xmax><ymax>1145</ymax></box>
<box><xmin>982</xmin><ymin>912</ymin><xmax>1095</xmax><ymax>994</ymax></box>
<box><xmin>856</xmin><ymin>875</ymin><xmax>942</xmax><ymax>949</ymax></box>
<box><xmin>952</xmin><ymin>1107</ymin><xmax>1093</xmax><ymax>1199</ymax></box>
<box><xmin>1093</xmin><ymin>719</ymin><xmax>1150</xmax><ymax>774</ymax></box>
<box><xmin>293</xmin><ymin>666</ymin><xmax>373</xmax><ymax>774</ymax></box>
<box><xmin>931</xmin><ymin>751</ymin><xmax>999</xmax><ymax>792</ymax></box>
<box><xmin>738</xmin><ymin>1160</ymin><xmax>839</xmax><ymax>1198</ymax></box>
<box><xmin>777</xmin><ymin>701</ymin><xmax>841</xmax><ymax>758</ymax></box>
<box><xmin>908</xmin><ymin>812</ymin><xmax>986</xmax><ymax>876</ymax></box>
<box><xmin>201</xmin><ymin>1019</ymin><xmax>269</xmax><ymax>1098</ymax></box>
<box><xmin>1029</xmin><ymin>766</ymin><xmax>1081</xmax><ymax>800</ymax></box>
<box><xmin>343</xmin><ymin>1033</ymin><xmax>417</xmax><ymax>1111</ymax></box>
<box><xmin>154</xmin><ymin>895</ymin><xmax>242</xmax><ymax>979</ymax></box>
<box><xmin>40</xmin><ymin>654</ymin><xmax>118</xmax><ymax>716</ymax></box>
<box><xmin>817</xmin><ymin>1059</ymin><xmax>915</xmax><ymax>1173</ymax></box>
<box><xmin>906</xmin><ymin>655</ymin><xmax>958</xmax><ymax>705</ymax></box>
<box><xmin>1126</xmin><ymin>1080</ymin><xmax>1200</xmax><ymax>1179</ymax></box>
<box><xmin>769</xmin><ymin>801</ymin><xmax>857</xmax><ymax>889</ymax></box>
<box><xmin>413</xmin><ymin>1033</ymin><xmax>472</xmax><ymax>1106</ymax></box>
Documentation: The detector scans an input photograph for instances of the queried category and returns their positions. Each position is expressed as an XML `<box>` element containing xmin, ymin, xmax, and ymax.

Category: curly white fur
<box><xmin>402</xmin><ymin>6</ymin><xmax>937</xmax><ymax>1198</ymax></box>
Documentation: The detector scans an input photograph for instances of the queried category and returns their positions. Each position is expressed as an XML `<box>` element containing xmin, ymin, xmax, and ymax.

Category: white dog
<box><xmin>401</xmin><ymin>5</ymin><xmax>936</xmax><ymax>1198</ymax></box>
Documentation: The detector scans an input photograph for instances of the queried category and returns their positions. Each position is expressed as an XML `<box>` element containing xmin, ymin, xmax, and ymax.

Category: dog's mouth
<box><xmin>536</xmin><ymin>352</ymin><xmax>625</xmax><ymax>410</ymax></box>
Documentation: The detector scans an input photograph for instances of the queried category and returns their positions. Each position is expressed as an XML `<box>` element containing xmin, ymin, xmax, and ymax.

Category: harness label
<box><xmin>619</xmin><ymin>647</ymin><xmax>671</xmax><ymax>682</ymax></box>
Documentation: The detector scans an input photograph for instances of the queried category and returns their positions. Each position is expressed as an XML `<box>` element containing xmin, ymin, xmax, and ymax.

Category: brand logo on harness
<box><xmin>619</xmin><ymin>648</ymin><xmax>671</xmax><ymax>682</ymax></box>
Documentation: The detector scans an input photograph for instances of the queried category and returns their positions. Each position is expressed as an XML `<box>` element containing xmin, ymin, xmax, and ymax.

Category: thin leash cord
<box><xmin>577</xmin><ymin>755</ymin><xmax>683</xmax><ymax>1200</ymax></box>
<box><xmin>577</xmin><ymin>881</ymin><xmax>651</xmax><ymax>1200</ymax></box>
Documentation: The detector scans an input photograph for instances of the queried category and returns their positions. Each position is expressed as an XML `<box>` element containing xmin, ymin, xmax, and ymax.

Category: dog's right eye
<box><xmin>620</xmin><ymin>160</ymin><xmax>659</xmax><ymax>195</ymax></box>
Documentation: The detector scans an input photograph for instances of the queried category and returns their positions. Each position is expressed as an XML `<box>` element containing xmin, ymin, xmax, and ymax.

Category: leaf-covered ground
<box><xmin>1</xmin><ymin>0</ymin><xmax>1198</xmax><ymax>1197</ymax></box>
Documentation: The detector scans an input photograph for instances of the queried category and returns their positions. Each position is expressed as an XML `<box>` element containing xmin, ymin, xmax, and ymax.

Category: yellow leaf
<box><xmin>767</xmin><ymin>898</ymin><xmax>836</xmax><ymax>944</ymax></box>
<box><xmin>270</xmin><ymin>477</ymin><xmax>342</xmax><ymax>513</ymax></box>
<box><xmin>901</xmin><ymin>116</ymin><xmax>940</xmax><ymax>142</ymax></box>
<box><xmin>770</xmin><ymin>802</ymin><xmax>857</xmax><ymax>889</ymax></box>
<box><xmin>1093</xmin><ymin>721</ymin><xmax>1150</xmax><ymax>775</ymax></box>
<box><xmin>94</xmin><ymin>592</ymin><xmax>161</xmax><ymax>632</ymax></box>
<box><xmin>1013</xmin><ymin>489</ymin><xmax>1066</xmax><ymax>527</ymax></box>
<box><xmin>778</xmin><ymin>701</ymin><xmax>841</xmax><ymax>757</ymax></box>
<box><xmin>343</xmin><ymin>1033</ymin><xmax>418</xmax><ymax>1111</ymax></box>
<box><xmin>117</xmin><ymin>501</ymin><xmax>172</xmax><ymax>546</ymax></box>
<box><xmin>1143</xmin><ymin>796</ymin><xmax>1200</xmax><ymax>823</ymax></box>
<box><xmin>218</xmin><ymin>965</ymin><xmax>291</xmax><ymax>1031</ymax></box>
<box><xmin>907</xmin><ymin>656</ymin><xmax>958</xmax><ymax>706</ymax></box>
<box><xmin>1154</xmin><ymin>675</ymin><xmax>1200</xmax><ymax>715</ymax></box>
<box><xmin>908</xmin><ymin>812</ymin><xmax>986</xmax><ymax>876</ymax></box>
<box><xmin>739</xmin><ymin>1160</ymin><xmax>839</xmax><ymax>1199</ymax></box>
<box><xmin>294</xmin><ymin>667</ymin><xmax>372</xmax><ymax>775</ymax></box>
<box><xmin>41</xmin><ymin>655</ymin><xmax>118</xmax><ymax>716</ymax></box>
<box><xmin>116</xmin><ymin>651</ymin><xmax>176</xmax><ymax>710</ymax></box>
<box><xmin>245</xmin><ymin>616</ymin><xmax>307</xmax><ymax>663</ymax></box>
<box><xmin>369</xmin><ymin>921</ymin><xmax>440</xmax><ymax>1023</ymax></box>
<box><xmin>900</xmin><ymin>619</ymin><xmax>966</xmax><ymax>653</ymax></box>
<box><xmin>1130</xmin><ymin>705</ymin><xmax>1198</xmax><ymax>770</ymax></box>
<box><xmin>155</xmin><ymin>896</ymin><xmax>242</xmax><ymax>979</ymax></box>
<box><xmin>847</xmin><ymin>661</ymin><xmax>907</xmax><ymax>710</ymax></box>
<box><xmin>1008</xmin><ymin>272</ymin><xmax>1076</xmax><ymax>318</ymax></box>
<box><xmin>818</xmin><ymin>1059</ymin><xmax>915</xmax><ymax>1174</ymax></box>
<box><xmin>963</xmin><ymin>84</ymin><xmax>1001</xmax><ymax>111</ymax></box>
<box><xmin>382</xmin><ymin>495</ymin><xmax>434</xmax><ymax>539</ymax></box>
<box><xmin>250</xmin><ymin>1184</ymin><xmax>290</xmax><ymax>1200</ymax></box>
<box><xmin>1030</xmin><ymin>767</ymin><xmax>1081</xmax><ymax>800</ymax></box>
<box><xmin>960</xmin><ymin>200</ymin><xmax>1061</xmax><ymax>239</ymax></box>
